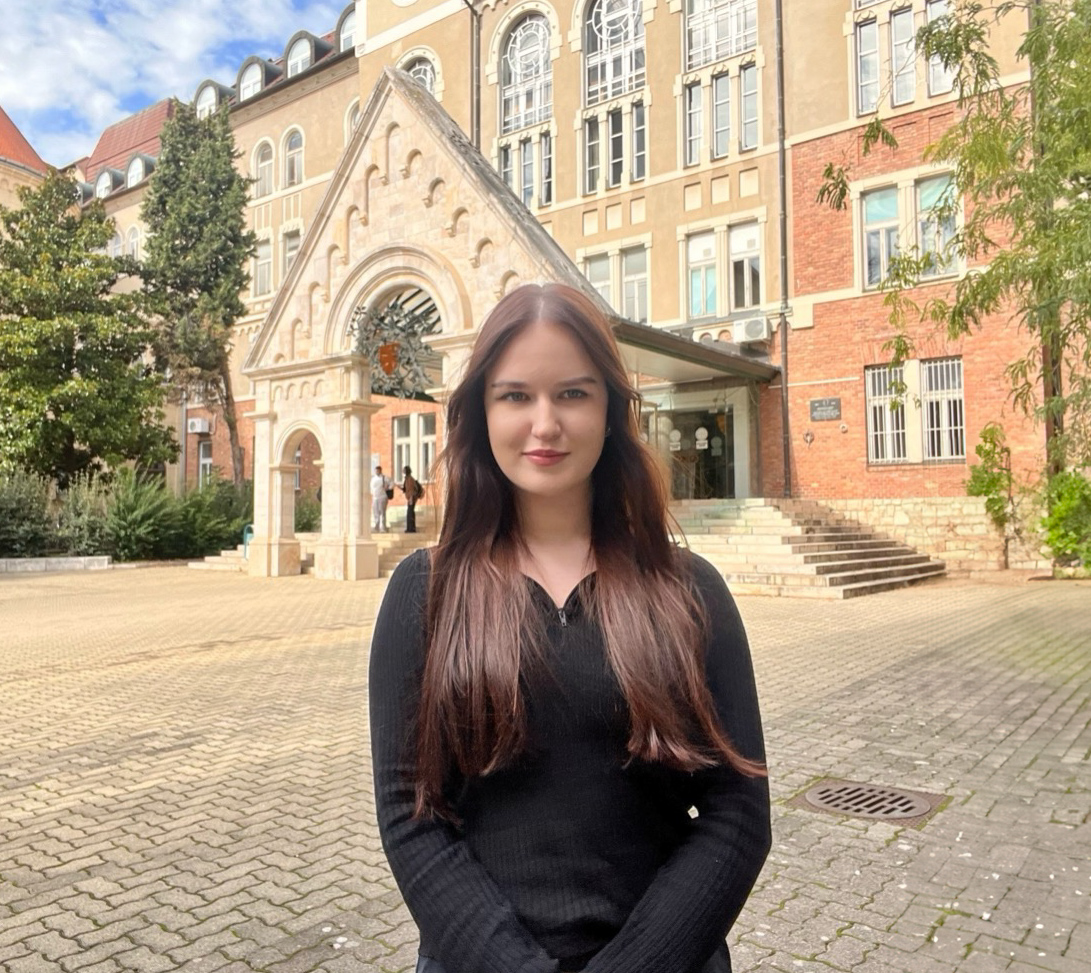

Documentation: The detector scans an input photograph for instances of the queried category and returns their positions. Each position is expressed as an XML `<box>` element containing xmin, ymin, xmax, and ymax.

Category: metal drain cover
<box><xmin>789</xmin><ymin>777</ymin><xmax>945</xmax><ymax>827</ymax></box>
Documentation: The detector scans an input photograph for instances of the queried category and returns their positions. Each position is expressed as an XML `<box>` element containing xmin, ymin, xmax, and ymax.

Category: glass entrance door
<box><xmin>643</xmin><ymin>408</ymin><xmax>736</xmax><ymax>500</ymax></box>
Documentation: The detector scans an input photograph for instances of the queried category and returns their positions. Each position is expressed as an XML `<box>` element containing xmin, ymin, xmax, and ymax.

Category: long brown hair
<box><xmin>416</xmin><ymin>283</ymin><xmax>764</xmax><ymax>818</ymax></box>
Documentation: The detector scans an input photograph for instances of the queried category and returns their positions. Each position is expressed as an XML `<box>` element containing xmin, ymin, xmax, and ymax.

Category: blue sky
<box><xmin>1</xmin><ymin>0</ymin><xmax>345</xmax><ymax>167</ymax></box>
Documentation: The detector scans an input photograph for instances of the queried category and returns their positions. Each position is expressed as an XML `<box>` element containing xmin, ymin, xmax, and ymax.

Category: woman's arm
<box><xmin>369</xmin><ymin>551</ymin><xmax>560</xmax><ymax>973</ymax></box>
<box><xmin>580</xmin><ymin>553</ymin><xmax>771</xmax><ymax>973</ymax></box>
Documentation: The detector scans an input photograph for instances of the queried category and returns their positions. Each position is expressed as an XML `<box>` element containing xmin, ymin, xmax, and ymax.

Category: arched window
<box><xmin>108</xmin><ymin>233</ymin><xmax>122</xmax><ymax>257</ymax></box>
<box><xmin>346</xmin><ymin>100</ymin><xmax>362</xmax><ymax>144</ymax></box>
<box><xmin>340</xmin><ymin>9</ymin><xmax>356</xmax><ymax>51</ymax></box>
<box><xmin>240</xmin><ymin>63</ymin><xmax>262</xmax><ymax>100</ymax></box>
<box><xmin>195</xmin><ymin>85</ymin><xmax>217</xmax><ymax>119</ymax></box>
<box><xmin>501</xmin><ymin>16</ymin><xmax>552</xmax><ymax>134</ymax></box>
<box><xmin>404</xmin><ymin>57</ymin><xmax>436</xmax><ymax>94</ymax></box>
<box><xmin>126</xmin><ymin>157</ymin><xmax>144</xmax><ymax>188</ymax></box>
<box><xmin>95</xmin><ymin>171</ymin><xmax>113</xmax><ymax>198</ymax></box>
<box><xmin>287</xmin><ymin>38</ymin><xmax>311</xmax><ymax>77</ymax></box>
<box><xmin>285</xmin><ymin>131</ymin><xmax>304</xmax><ymax>186</ymax></box>
<box><xmin>585</xmin><ymin>0</ymin><xmax>645</xmax><ymax>106</ymax></box>
<box><xmin>255</xmin><ymin>143</ymin><xmax>274</xmax><ymax>196</ymax></box>
<box><xmin>126</xmin><ymin>227</ymin><xmax>141</xmax><ymax>259</ymax></box>
<box><xmin>685</xmin><ymin>0</ymin><xmax>756</xmax><ymax>70</ymax></box>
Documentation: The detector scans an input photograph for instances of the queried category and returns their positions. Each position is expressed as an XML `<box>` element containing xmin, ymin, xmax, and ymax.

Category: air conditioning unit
<box><xmin>186</xmin><ymin>418</ymin><xmax>210</xmax><ymax>435</ymax></box>
<box><xmin>732</xmin><ymin>317</ymin><xmax>771</xmax><ymax>344</ymax></box>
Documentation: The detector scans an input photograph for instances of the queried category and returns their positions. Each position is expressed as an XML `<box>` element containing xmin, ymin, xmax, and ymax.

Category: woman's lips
<box><xmin>523</xmin><ymin>450</ymin><xmax>567</xmax><ymax>466</ymax></box>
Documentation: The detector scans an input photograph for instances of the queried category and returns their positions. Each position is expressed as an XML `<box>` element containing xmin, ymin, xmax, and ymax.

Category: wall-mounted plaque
<box><xmin>809</xmin><ymin>397</ymin><xmax>842</xmax><ymax>421</ymax></box>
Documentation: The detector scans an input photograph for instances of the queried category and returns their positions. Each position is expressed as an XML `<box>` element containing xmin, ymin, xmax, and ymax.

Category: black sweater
<box><xmin>369</xmin><ymin>549</ymin><xmax>770</xmax><ymax>973</ymax></box>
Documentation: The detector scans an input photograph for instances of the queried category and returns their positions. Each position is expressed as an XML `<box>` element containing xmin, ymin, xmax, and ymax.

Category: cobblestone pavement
<box><xmin>1</xmin><ymin>567</ymin><xmax>1088</xmax><ymax>973</ymax></box>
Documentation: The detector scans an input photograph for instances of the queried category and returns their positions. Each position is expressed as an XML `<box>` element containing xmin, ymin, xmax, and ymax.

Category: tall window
<box><xmin>865</xmin><ymin>365</ymin><xmax>907</xmax><ymax>464</ymax></box>
<box><xmin>287</xmin><ymin>39</ymin><xmax>311</xmax><ymax>77</ymax></box>
<box><xmin>917</xmin><ymin>175</ymin><xmax>956</xmax><ymax>276</ymax></box>
<box><xmin>198</xmin><ymin>440</ymin><xmax>214</xmax><ymax>487</ymax></box>
<box><xmin>856</xmin><ymin>20</ymin><xmax>879</xmax><ymax>114</ymax></box>
<box><xmin>631</xmin><ymin>102</ymin><xmax>646</xmax><ymax>179</ymax></box>
<box><xmin>686</xmin><ymin>0</ymin><xmax>757</xmax><ymax>71</ymax></box>
<box><xmin>393</xmin><ymin>416</ymin><xmax>413</xmax><ymax>475</ymax></box>
<box><xmin>420</xmin><ymin>414</ymin><xmax>437</xmax><ymax>479</ymax></box>
<box><xmin>926</xmin><ymin>0</ymin><xmax>953</xmax><ymax>95</ymax></box>
<box><xmin>687</xmin><ymin>232</ymin><xmax>717</xmax><ymax>318</ymax></box>
<box><xmin>340</xmin><ymin>10</ymin><xmax>356</xmax><ymax>52</ymax></box>
<box><xmin>862</xmin><ymin>186</ymin><xmax>898</xmax><ymax>287</ymax></box>
<box><xmin>283</xmin><ymin>230</ymin><xmax>301</xmax><ymax>275</ymax></box>
<box><xmin>520</xmin><ymin>139</ymin><xmax>534</xmax><ymax>206</ymax></box>
<box><xmin>584</xmin><ymin>253</ymin><xmax>611</xmax><ymax>303</ymax></box>
<box><xmin>622</xmin><ymin>247</ymin><xmax>648</xmax><ymax>323</ymax></box>
<box><xmin>254</xmin><ymin>240</ymin><xmax>272</xmax><ymax>295</ymax></box>
<box><xmin>584</xmin><ymin>117</ymin><xmax>600</xmax><ymax>193</ymax></box>
<box><xmin>285</xmin><ymin>130</ymin><xmax>303</xmax><ymax>187</ymax></box>
<box><xmin>501</xmin><ymin>16</ymin><xmax>552</xmax><ymax>134</ymax></box>
<box><xmin>405</xmin><ymin>57</ymin><xmax>436</xmax><ymax>94</ymax></box>
<box><xmin>254</xmin><ymin>144</ymin><xmax>273</xmax><ymax>197</ymax></box>
<box><xmin>607</xmin><ymin>110</ymin><xmax>624</xmax><ymax>187</ymax></box>
<box><xmin>729</xmin><ymin>223</ymin><xmax>760</xmax><ymax>310</ymax></box>
<box><xmin>922</xmin><ymin>357</ymin><xmax>965</xmax><ymax>460</ymax></box>
<box><xmin>393</xmin><ymin>413</ymin><xmax>438</xmax><ymax>480</ymax></box>
<box><xmin>108</xmin><ymin>233</ymin><xmax>122</xmax><ymax>257</ymax></box>
<box><xmin>890</xmin><ymin>8</ymin><xmax>916</xmax><ymax>106</ymax></box>
<box><xmin>195</xmin><ymin>85</ymin><xmax>216</xmax><ymax>119</ymax></box>
<box><xmin>240</xmin><ymin>63</ymin><xmax>262</xmax><ymax>101</ymax></box>
<box><xmin>540</xmin><ymin>133</ymin><xmax>553</xmax><ymax>205</ymax></box>
<box><xmin>126</xmin><ymin>227</ymin><xmax>141</xmax><ymax>259</ymax></box>
<box><xmin>126</xmin><ymin>157</ymin><xmax>144</xmax><ymax>188</ymax></box>
<box><xmin>739</xmin><ymin>64</ymin><xmax>758</xmax><ymax>149</ymax></box>
<box><xmin>685</xmin><ymin>83</ymin><xmax>703</xmax><ymax>166</ymax></box>
<box><xmin>585</xmin><ymin>0</ymin><xmax>645</xmax><ymax>107</ymax></box>
<box><xmin>499</xmin><ymin>145</ymin><xmax>513</xmax><ymax>188</ymax></box>
<box><xmin>712</xmin><ymin>74</ymin><xmax>731</xmax><ymax>158</ymax></box>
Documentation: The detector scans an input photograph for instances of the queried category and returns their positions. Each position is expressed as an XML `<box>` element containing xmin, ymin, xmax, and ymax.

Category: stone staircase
<box><xmin>672</xmin><ymin>499</ymin><xmax>946</xmax><ymax>599</ymax></box>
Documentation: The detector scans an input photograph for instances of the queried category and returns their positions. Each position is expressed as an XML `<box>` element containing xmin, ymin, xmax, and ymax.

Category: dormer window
<box><xmin>196</xmin><ymin>85</ymin><xmax>217</xmax><ymax>119</ymax></box>
<box><xmin>95</xmin><ymin>171</ymin><xmax>113</xmax><ymax>198</ymax></box>
<box><xmin>126</xmin><ymin>158</ymin><xmax>145</xmax><ymax>188</ymax></box>
<box><xmin>340</xmin><ymin>9</ymin><xmax>356</xmax><ymax>52</ymax></box>
<box><xmin>240</xmin><ymin>63</ymin><xmax>262</xmax><ymax>100</ymax></box>
<box><xmin>287</xmin><ymin>39</ymin><xmax>311</xmax><ymax>77</ymax></box>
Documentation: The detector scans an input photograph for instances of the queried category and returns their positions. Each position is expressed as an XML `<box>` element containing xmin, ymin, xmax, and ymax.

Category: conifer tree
<box><xmin>141</xmin><ymin>100</ymin><xmax>256</xmax><ymax>486</ymax></box>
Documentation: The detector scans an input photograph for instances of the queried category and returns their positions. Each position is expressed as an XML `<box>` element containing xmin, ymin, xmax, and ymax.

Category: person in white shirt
<box><xmin>371</xmin><ymin>465</ymin><xmax>393</xmax><ymax>532</ymax></box>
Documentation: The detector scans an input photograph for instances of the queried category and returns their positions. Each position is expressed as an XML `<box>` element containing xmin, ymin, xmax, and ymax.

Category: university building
<box><xmin>67</xmin><ymin>0</ymin><xmax>1044</xmax><ymax>579</ymax></box>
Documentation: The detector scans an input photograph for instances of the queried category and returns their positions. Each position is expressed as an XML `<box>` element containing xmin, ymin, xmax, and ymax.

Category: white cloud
<box><xmin>1</xmin><ymin>0</ymin><xmax>344</xmax><ymax>165</ymax></box>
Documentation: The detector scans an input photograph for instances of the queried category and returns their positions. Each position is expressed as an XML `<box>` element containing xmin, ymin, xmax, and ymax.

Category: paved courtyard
<box><xmin>1</xmin><ymin>565</ymin><xmax>1088</xmax><ymax>973</ymax></box>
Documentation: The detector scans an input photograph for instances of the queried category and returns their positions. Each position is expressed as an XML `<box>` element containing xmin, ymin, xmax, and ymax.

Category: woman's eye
<box><xmin>560</xmin><ymin>388</ymin><xmax>588</xmax><ymax>399</ymax></box>
<box><xmin>500</xmin><ymin>391</ymin><xmax>529</xmax><ymax>402</ymax></box>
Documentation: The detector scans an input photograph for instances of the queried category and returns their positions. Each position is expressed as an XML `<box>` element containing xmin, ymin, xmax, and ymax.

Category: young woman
<box><xmin>369</xmin><ymin>284</ymin><xmax>770</xmax><ymax>973</ymax></box>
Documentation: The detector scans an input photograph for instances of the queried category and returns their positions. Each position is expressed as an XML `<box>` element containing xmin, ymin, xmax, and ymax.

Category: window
<box><xmin>126</xmin><ymin>158</ymin><xmax>144</xmax><ymax>188</ymax></box>
<box><xmin>254</xmin><ymin>240</ymin><xmax>272</xmax><ymax>295</ymax></box>
<box><xmin>126</xmin><ymin>227</ymin><xmax>140</xmax><ymax>259</ymax></box>
<box><xmin>862</xmin><ymin>186</ymin><xmax>898</xmax><ymax>287</ymax></box>
<box><xmin>108</xmin><ymin>233</ymin><xmax>122</xmax><ymax>258</ymax></box>
<box><xmin>293</xmin><ymin>446</ymin><xmax>303</xmax><ymax>491</ymax></box>
<box><xmin>684</xmin><ymin>83</ymin><xmax>703</xmax><ymax>165</ymax></box>
<box><xmin>540</xmin><ymin>133</ymin><xmax>553</xmax><ymax>205</ymax></box>
<box><xmin>922</xmin><ymin>357</ymin><xmax>964</xmax><ymax>460</ymax></box>
<box><xmin>890</xmin><ymin>8</ymin><xmax>916</xmax><ymax>106</ymax></box>
<box><xmin>585</xmin><ymin>0</ymin><xmax>645</xmax><ymax>107</ymax></box>
<box><xmin>393</xmin><ymin>413</ymin><xmax>438</xmax><ymax>480</ymax></box>
<box><xmin>917</xmin><ymin>175</ymin><xmax>956</xmax><ymax>276</ymax></box>
<box><xmin>622</xmin><ymin>247</ymin><xmax>647</xmax><ymax>323</ymax></box>
<box><xmin>499</xmin><ymin>144</ymin><xmax>513</xmax><ymax>188</ymax></box>
<box><xmin>420</xmin><ymin>414</ymin><xmax>437</xmax><ymax>479</ymax></box>
<box><xmin>687</xmin><ymin>232</ymin><xmax>717</xmax><ymax>318</ymax></box>
<box><xmin>584</xmin><ymin>253</ymin><xmax>611</xmax><ymax>303</ymax></box>
<box><xmin>631</xmin><ymin>102</ymin><xmax>646</xmax><ymax>180</ymax></box>
<box><xmin>393</xmin><ymin>415</ymin><xmax>413</xmax><ymax>475</ymax></box>
<box><xmin>607</xmin><ymin>110</ymin><xmax>624</xmax><ymax>187</ymax></box>
<box><xmin>729</xmin><ymin>223</ymin><xmax>760</xmax><ymax>310</ymax></box>
<box><xmin>520</xmin><ymin>139</ymin><xmax>534</xmax><ymax>206</ymax></box>
<box><xmin>198</xmin><ymin>440</ymin><xmax>214</xmax><ymax>487</ymax></box>
<box><xmin>283</xmin><ymin>230</ymin><xmax>300</xmax><ymax>275</ymax></box>
<box><xmin>927</xmin><ymin>0</ymin><xmax>953</xmax><ymax>95</ymax></box>
<box><xmin>584</xmin><ymin>117</ymin><xmax>600</xmax><ymax>193</ymax></box>
<box><xmin>349</xmin><ymin>104</ymin><xmax>361</xmax><ymax>132</ymax></box>
<box><xmin>287</xmin><ymin>39</ymin><xmax>311</xmax><ymax>78</ymax></box>
<box><xmin>865</xmin><ymin>365</ymin><xmax>907</xmax><ymax>464</ymax></box>
<box><xmin>686</xmin><ymin>0</ymin><xmax>757</xmax><ymax>71</ymax></box>
<box><xmin>712</xmin><ymin>75</ymin><xmax>731</xmax><ymax>158</ymax></box>
<box><xmin>340</xmin><ymin>9</ymin><xmax>356</xmax><ymax>52</ymax></box>
<box><xmin>740</xmin><ymin>64</ymin><xmax>758</xmax><ymax>149</ymax></box>
<box><xmin>254</xmin><ymin>144</ymin><xmax>273</xmax><ymax>197</ymax></box>
<box><xmin>285</xmin><ymin>130</ymin><xmax>303</xmax><ymax>187</ymax></box>
<box><xmin>195</xmin><ymin>85</ymin><xmax>217</xmax><ymax>119</ymax></box>
<box><xmin>95</xmin><ymin>171</ymin><xmax>112</xmax><ymax>198</ymax></box>
<box><xmin>405</xmin><ymin>57</ymin><xmax>436</xmax><ymax>95</ymax></box>
<box><xmin>501</xmin><ymin>16</ymin><xmax>552</xmax><ymax>134</ymax></box>
<box><xmin>856</xmin><ymin>20</ymin><xmax>879</xmax><ymax>114</ymax></box>
<box><xmin>240</xmin><ymin>63</ymin><xmax>262</xmax><ymax>101</ymax></box>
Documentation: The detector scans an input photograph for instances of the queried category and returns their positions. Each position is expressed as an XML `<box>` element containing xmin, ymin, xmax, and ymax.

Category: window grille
<box><xmin>502</xmin><ymin>16</ymin><xmax>552</xmax><ymax>134</ymax></box>
<box><xmin>585</xmin><ymin>0</ymin><xmax>645</xmax><ymax>107</ymax></box>
<box><xmin>865</xmin><ymin>365</ymin><xmax>907</xmax><ymax>463</ymax></box>
<box><xmin>685</xmin><ymin>0</ymin><xmax>756</xmax><ymax>72</ymax></box>
<box><xmin>607</xmin><ymin>110</ymin><xmax>624</xmax><ymax>187</ymax></box>
<box><xmin>856</xmin><ymin>20</ymin><xmax>879</xmax><ymax>114</ymax></box>
<box><xmin>406</xmin><ymin>58</ymin><xmax>436</xmax><ymax>94</ymax></box>
<box><xmin>287</xmin><ymin>39</ymin><xmax>311</xmax><ymax>78</ymax></box>
<box><xmin>520</xmin><ymin>139</ymin><xmax>534</xmax><ymax>206</ymax></box>
<box><xmin>240</xmin><ymin>63</ymin><xmax>262</xmax><ymax>100</ymax></box>
<box><xmin>126</xmin><ymin>158</ymin><xmax>144</xmax><ymax>188</ymax></box>
<box><xmin>863</xmin><ymin>187</ymin><xmax>899</xmax><ymax>287</ymax></box>
<box><xmin>340</xmin><ymin>10</ymin><xmax>356</xmax><ymax>52</ymax></box>
<box><xmin>922</xmin><ymin>357</ymin><xmax>964</xmax><ymax>460</ymax></box>
<box><xmin>890</xmin><ymin>8</ymin><xmax>916</xmax><ymax>106</ymax></box>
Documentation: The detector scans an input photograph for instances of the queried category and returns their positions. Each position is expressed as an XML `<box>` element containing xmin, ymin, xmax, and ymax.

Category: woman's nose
<box><xmin>530</xmin><ymin>398</ymin><xmax>561</xmax><ymax>439</ymax></box>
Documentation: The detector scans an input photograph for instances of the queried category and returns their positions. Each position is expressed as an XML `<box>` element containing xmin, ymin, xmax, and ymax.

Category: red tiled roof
<box><xmin>0</xmin><ymin>104</ymin><xmax>47</xmax><ymax>173</ymax></box>
<box><xmin>83</xmin><ymin>99</ymin><xmax>174</xmax><ymax>184</ymax></box>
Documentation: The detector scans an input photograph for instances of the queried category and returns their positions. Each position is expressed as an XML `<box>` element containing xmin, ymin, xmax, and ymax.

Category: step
<box><xmin>187</xmin><ymin>559</ymin><xmax>246</xmax><ymax>572</ymax></box>
<box><xmin>727</xmin><ymin>570</ymin><xmax>945</xmax><ymax>599</ymax></box>
<box><xmin>728</xmin><ymin>551</ymin><xmax>926</xmax><ymax>573</ymax></box>
<box><xmin>724</xmin><ymin>560</ymin><xmax>943</xmax><ymax>589</ymax></box>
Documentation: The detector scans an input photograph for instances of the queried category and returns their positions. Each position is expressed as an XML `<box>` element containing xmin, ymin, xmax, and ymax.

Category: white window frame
<box><xmin>419</xmin><ymin>414</ymin><xmax>437</xmax><ymax>481</ymax></box>
<box><xmin>607</xmin><ymin>109</ymin><xmax>624</xmax><ymax>187</ymax></box>
<box><xmin>340</xmin><ymin>10</ymin><xmax>356</xmax><ymax>52</ymax></box>
<box><xmin>686</xmin><ymin>0</ymin><xmax>757</xmax><ymax>72</ymax></box>
<box><xmin>739</xmin><ymin>63</ymin><xmax>758</xmax><ymax>150</ymax></box>
<box><xmin>890</xmin><ymin>8</ymin><xmax>916</xmax><ymax>107</ymax></box>
<box><xmin>687</xmin><ymin>232</ymin><xmax>718</xmax><ymax>319</ymax></box>
<box><xmin>585</xmin><ymin>0</ymin><xmax>645</xmax><ymax>107</ymax></box>
<box><xmin>501</xmin><ymin>16</ymin><xmax>553</xmax><ymax>135</ymax></box>
<box><xmin>917</xmin><ymin>174</ymin><xmax>957</xmax><ymax>278</ymax></box>
<box><xmin>240</xmin><ymin>63</ymin><xmax>262</xmax><ymax>101</ymax></box>
<box><xmin>392</xmin><ymin>413</ymin><xmax>438</xmax><ymax>481</ymax></box>
<box><xmin>126</xmin><ymin>158</ymin><xmax>144</xmax><ymax>188</ymax></box>
<box><xmin>499</xmin><ymin>144</ymin><xmax>513</xmax><ymax>188</ymax></box>
<box><xmin>926</xmin><ymin>0</ymin><xmax>954</xmax><ymax>95</ymax></box>
<box><xmin>254</xmin><ymin>144</ymin><xmax>274</xmax><ymax>197</ymax></box>
<box><xmin>393</xmin><ymin>415</ymin><xmax>413</xmax><ymax>476</ymax></box>
<box><xmin>287</xmin><ymin>39</ymin><xmax>311</xmax><ymax>78</ymax></box>
<box><xmin>405</xmin><ymin>57</ymin><xmax>436</xmax><ymax>94</ymax></box>
<box><xmin>254</xmin><ymin>239</ymin><xmax>272</xmax><ymax>296</ymax></box>
<box><xmin>622</xmin><ymin>246</ymin><xmax>648</xmax><ymax>323</ymax></box>
<box><xmin>540</xmin><ymin>132</ymin><xmax>553</xmax><ymax>205</ymax></box>
<box><xmin>198</xmin><ymin>439</ymin><xmax>214</xmax><ymax>487</ymax></box>
<box><xmin>195</xmin><ymin>85</ymin><xmax>217</xmax><ymax>120</ymax></box>
<box><xmin>584</xmin><ymin>253</ymin><xmax>612</xmax><ymax>304</ymax></box>
<box><xmin>283</xmin><ymin>229</ymin><xmax>301</xmax><ymax>276</ymax></box>
<box><xmin>684</xmin><ymin>82</ymin><xmax>703</xmax><ymax>166</ymax></box>
<box><xmin>856</xmin><ymin>20</ymin><xmax>879</xmax><ymax>115</ymax></box>
<box><xmin>729</xmin><ymin>222</ymin><xmax>761</xmax><ymax>311</ymax></box>
<box><xmin>520</xmin><ymin>138</ymin><xmax>534</xmax><ymax>206</ymax></box>
<box><xmin>95</xmin><ymin>171</ymin><xmax>112</xmax><ymax>198</ymax></box>
<box><xmin>921</xmin><ymin>357</ymin><xmax>965</xmax><ymax>461</ymax></box>
<box><xmin>284</xmin><ymin>130</ymin><xmax>304</xmax><ymax>187</ymax></box>
<box><xmin>862</xmin><ymin>186</ymin><xmax>899</xmax><ymax>288</ymax></box>
<box><xmin>631</xmin><ymin>101</ymin><xmax>646</xmax><ymax>180</ymax></box>
<box><xmin>865</xmin><ymin>364</ymin><xmax>908</xmax><ymax>464</ymax></box>
<box><xmin>584</xmin><ymin>116</ymin><xmax>600</xmax><ymax>194</ymax></box>
<box><xmin>712</xmin><ymin>74</ymin><xmax>731</xmax><ymax>159</ymax></box>
<box><xmin>125</xmin><ymin>227</ymin><xmax>141</xmax><ymax>259</ymax></box>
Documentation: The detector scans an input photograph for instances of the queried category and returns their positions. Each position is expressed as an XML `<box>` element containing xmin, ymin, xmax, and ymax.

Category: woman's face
<box><xmin>484</xmin><ymin>319</ymin><xmax>609</xmax><ymax>508</ymax></box>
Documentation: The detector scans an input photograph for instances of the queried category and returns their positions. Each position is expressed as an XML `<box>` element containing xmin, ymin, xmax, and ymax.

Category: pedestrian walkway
<box><xmin>0</xmin><ymin>567</ymin><xmax>1087</xmax><ymax>972</ymax></box>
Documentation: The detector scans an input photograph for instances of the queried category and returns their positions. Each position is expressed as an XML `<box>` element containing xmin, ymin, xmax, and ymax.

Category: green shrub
<box><xmin>105</xmin><ymin>469</ymin><xmax>176</xmax><ymax>561</ymax></box>
<box><xmin>170</xmin><ymin>478</ymin><xmax>252</xmax><ymax>558</ymax></box>
<box><xmin>295</xmin><ymin>493</ymin><xmax>321</xmax><ymax>533</ymax></box>
<box><xmin>0</xmin><ymin>470</ymin><xmax>52</xmax><ymax>557</ymax></box>
<box><xmin>55</xmin><ymin>474</ymin><xmax>112</xmax><ymax>555</ymax></box>
<box><xmin>1041</xmin><ymin>470</ymin><xmax>1091</xmax><ymax>566</ymax></box>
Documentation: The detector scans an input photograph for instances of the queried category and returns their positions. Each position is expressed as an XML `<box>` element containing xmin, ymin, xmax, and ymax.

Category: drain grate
<box><xmin>789</xmin><ymin>777</ymin><xmax>944</xmax><ymax>828</ymax></box>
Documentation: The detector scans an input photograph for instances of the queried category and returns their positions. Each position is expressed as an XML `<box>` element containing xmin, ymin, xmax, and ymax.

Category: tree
<box><xmin>0</xmin><ymin>170</ymin><xmax>176</xmax><ymax>486</ymax></box>
<box><xmin>819</xmin><ymin>0</ymin><xmax>1091</xmax><ymax>471</ymax></box>
<box><xmin>141</xmin><ymin>100</ymin><xmax>256</xmax><ymax>487</ymax></box>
